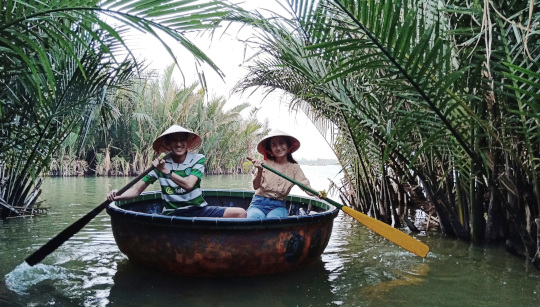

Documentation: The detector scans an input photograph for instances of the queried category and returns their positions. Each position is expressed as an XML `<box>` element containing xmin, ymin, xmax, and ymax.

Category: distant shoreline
<box><xmin>298</xmin><ymin>158</ymin><xmax>339</xmax><ymax>166</ymax></box>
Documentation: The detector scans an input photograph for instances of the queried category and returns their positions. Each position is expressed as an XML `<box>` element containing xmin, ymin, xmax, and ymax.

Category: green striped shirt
<box><xmin>142</xmin><ymin>153</ymin><xmax>206</xmax><ymax>211</ymax></box>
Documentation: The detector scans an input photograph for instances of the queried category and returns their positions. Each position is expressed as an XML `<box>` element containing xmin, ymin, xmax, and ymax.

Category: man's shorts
<box><xmin>170</xmin><ymin>205</ymin><xmax>226</xmax><ymax>217</ymax></box>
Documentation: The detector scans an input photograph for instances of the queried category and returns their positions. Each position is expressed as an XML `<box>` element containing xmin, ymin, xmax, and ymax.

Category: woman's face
<box><xmin>167</xmin><ymin>133</ymin><xmax>189</xmax><ymax>156</ymax></box>
<box><xmin>269</xmin><ymin>136</ymin><xmax>289</xmax><ymax>159</ymax></box>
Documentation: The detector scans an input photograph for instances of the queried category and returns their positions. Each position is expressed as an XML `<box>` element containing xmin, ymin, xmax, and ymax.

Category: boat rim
<box><xmin>107</xmin><ymin>189</ymin><xmax>340</xmax><ymax>229</ymax></box>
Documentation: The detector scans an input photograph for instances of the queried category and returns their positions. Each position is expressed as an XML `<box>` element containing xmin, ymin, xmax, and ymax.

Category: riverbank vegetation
<box><xmin>0</xmin><ymin>0</ymin><xmax>258</xmax><ymax>217</ymax></box>
<box><xmin>45</xmin><ymin>65</ymin><xmax>267</xmax><ymax>177</ymax></box>
<box><xmin>229</xmin><ymin>0</ymin><xmax>540</xmax><ymax>265</ymax></box>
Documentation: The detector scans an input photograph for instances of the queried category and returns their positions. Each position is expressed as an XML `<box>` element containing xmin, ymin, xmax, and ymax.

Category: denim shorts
<box><xmin>246</xmin><ymin>195</ymin><xmax>289</xmax><ymax>218</ymax></box>
<box><xmin>169</xmin><ymin>206</ymin><xmax>226</xmax><ymax>217</ymax></box>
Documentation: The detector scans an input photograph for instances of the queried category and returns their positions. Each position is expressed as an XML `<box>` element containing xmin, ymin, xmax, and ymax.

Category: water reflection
<box><xmin>360</xmin><ymin>263</ymin><xmax>429</xmax><ymax>300</ymax></box>
<box><xmin>109</xmin><ymin>259</ymin><xmax>335</xmax><ymax>306</ymax></box>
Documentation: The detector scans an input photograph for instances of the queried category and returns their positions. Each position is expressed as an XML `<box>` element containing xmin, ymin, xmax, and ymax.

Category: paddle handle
<box><xmin>25</xmin><ymin>152</ymin><xmax>171</xmax><ymax>266</ymax></box>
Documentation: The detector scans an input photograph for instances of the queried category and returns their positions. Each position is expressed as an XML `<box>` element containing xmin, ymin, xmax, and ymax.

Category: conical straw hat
<box><xmin>257</xmin><ymin>129</ymin><xmax>300</xmax><ymax>157</ymax></box>
<box><xmin>152</xmin><ymin>125</ymin><xmax>202</xmax><ymax>154</ymax></box>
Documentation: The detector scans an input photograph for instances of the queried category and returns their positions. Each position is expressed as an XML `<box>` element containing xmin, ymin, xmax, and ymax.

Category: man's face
<box><xmin>167</xmin><ymin>133</ymin><xmax>189</xmax><ymax>156</ymax></box>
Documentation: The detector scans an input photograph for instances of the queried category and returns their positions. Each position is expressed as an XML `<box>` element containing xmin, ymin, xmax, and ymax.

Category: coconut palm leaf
<box><xmin>0</xmin><ymin>0</ymin><xmax>232</xmax><ymax>110</ymax></box>
<box><xmin>230</xmin><ymin>0</ymin><xmax>540</xmax><ymax>254</ymax></box>
<box><xmin>0</xmin><ymin>26</ymin><xmax>138</xmax><ymax>210</ymax></box>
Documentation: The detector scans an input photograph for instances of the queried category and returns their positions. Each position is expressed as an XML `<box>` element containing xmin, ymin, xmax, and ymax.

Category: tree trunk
<box><xmin>470</xmin><ymin>176</ymin><xmax>485</xmax><ymax>242</ymax></box>
<box><xmin>533</xmin><ymin>218</ymin><xmax>540</xmax><ymax>269</ymax></box>
<box><xmin>485</xmin><ymin>187</ymin><xmax>506</xmax><ymax>241</ymax></box>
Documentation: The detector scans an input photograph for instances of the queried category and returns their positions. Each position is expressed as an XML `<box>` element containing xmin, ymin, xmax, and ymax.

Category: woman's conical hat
<box><xmin>256</xmin><ymin>129</ymin><xmax>300</xmax><ymax>158</ymax></box>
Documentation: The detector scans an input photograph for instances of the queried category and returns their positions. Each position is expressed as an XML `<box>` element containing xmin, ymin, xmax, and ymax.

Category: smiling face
<box><xmin>268</xmin><ymin>136</ymin><xmax>290</xmax><ymax>160</ymax></box>
<box><xmin>166</xmin><ymin>132</ymin><xmax>189</xmax><ymax>157</ymax></box>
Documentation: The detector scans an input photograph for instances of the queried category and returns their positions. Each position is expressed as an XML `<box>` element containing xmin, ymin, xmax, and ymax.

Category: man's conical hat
<box><xmin>152</xmin><ymin>125</ymin><xmax>202</xmax><ymax>154</ymax></box>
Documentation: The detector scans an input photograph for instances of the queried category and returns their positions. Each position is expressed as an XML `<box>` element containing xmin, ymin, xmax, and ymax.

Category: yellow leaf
<box><xmin>242</xmin><ymin>161</ymin><xmax>253</xmax><ymax>172</ymax></box>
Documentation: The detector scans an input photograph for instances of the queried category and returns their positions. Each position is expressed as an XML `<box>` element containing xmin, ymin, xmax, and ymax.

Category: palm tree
<box><xmin>229</xmin><ymin>0</ymin><xmax>540</xmax><ymax>264</ymax></box>
<box><xmin>0</xmin><ymin>28</ymin><xmax>138</xmax><ymax>216</ymax></box>
<box><xmin>0</xmin><ymin>0</ymin><xmax>235</xmax><ymax>217</ymax></box>
<box><xmin>79</xmin><ymin>64</ymin><xmax>268</xmax><ymax>176</ymax></box>
<box><xmin>192</xmin><ymin>96</ymin><xmax>268</xmax><ymax>174</ymax></box>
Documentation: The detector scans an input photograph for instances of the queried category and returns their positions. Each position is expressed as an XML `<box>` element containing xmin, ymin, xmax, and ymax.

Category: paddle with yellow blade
<box><xmin>25</xmin><ymin>152</ymin><xmax>173</xmax><ymax>266</ymax></box>
<box><xmin>246</xmin><ymin>157</ymin><xmax>429</xmax><ymax>258</ymax></box>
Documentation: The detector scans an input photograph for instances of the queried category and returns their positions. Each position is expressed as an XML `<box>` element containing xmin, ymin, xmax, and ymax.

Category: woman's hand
<box><xmin>252</xmin><ymin>159</ymin><xmax>264</xmax><ymax>172</ymax></box>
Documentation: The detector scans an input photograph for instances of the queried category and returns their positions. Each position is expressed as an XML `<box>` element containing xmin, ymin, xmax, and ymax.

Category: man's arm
<box><xmin>170</xmin><ymin>173</ymin><xmax>199</xmax><ymax>191</ymax></box>
<box><xmin>107</xmin><ymin>181</ymin><xmax>149</xmax><ymax>201</ymax></box>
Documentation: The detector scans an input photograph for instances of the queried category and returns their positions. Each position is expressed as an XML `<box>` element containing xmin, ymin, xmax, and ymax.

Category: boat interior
<box><xmin>115</xmin><ymin>189</ymin><xmax>334</xmax><ymax>217</ymax></box>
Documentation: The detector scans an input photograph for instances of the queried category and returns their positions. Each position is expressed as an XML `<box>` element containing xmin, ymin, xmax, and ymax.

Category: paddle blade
<box><xmin>23</xmin><ymin>154</ymin><xmax>167</xmax><ymax>266</ymax></box>
<box><xmin>342</xmin><ymin>206</ymin><xmax>430</xmax><ymax>258</ymax></box>
<box><xmin>25</xmin><ymin>201</ymin><xmax>110</xmax><ymax>266</ymax></box>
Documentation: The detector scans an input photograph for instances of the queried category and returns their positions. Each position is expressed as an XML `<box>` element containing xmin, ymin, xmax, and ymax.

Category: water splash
<box><xmin>5</xmin><ymin>262</ymin><xmax>68</xmax><ymax>295</ymax></box>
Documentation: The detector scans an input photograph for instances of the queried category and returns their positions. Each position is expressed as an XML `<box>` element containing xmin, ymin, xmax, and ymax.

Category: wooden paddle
<box><xmin>247</xmin><ymin>157</ymin><xmax>430</xmax><ymax>258</ymax></box>
<box><xmin>25</xmin><ymin>152</ymin><xmax>172</xmax><ymax>266</ymax></box>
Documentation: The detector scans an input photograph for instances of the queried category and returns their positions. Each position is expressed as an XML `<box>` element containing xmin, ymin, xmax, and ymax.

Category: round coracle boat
<box><xmin>106</xmin><ymin>189</ymin><xmax>339</xmax><ymax>277</ymax></box>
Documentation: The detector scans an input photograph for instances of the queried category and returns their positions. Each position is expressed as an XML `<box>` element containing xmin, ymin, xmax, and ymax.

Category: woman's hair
<box><xmin>264</xmin><ymin>136</ymin><xmax>298</xmax><ymax>164</ymax></box>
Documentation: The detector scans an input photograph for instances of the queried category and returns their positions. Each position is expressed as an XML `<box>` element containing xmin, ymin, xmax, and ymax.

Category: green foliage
<box><xmin>85</xmin><ymin>65</ymin><xmax>268</xmax><ymax>175</ymax></box>
<box><xmin>230</xmin><ymin>0</ymin><xmax>540</xmax><ymax>257</ymax></box>
<box><xmin>0</xmin><ymin>27</ymin><xmax>137</xmax><ymax>211</ymax></box>
<box><xmin>0</xmin><ymin>0</ymin><xmax>235</xmax><ymax>215</ymax></box>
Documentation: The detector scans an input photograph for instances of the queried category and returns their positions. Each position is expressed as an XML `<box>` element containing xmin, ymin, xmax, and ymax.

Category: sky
<box><xmin>129</xmin><ymin>1</ymin><xmax>337</xmax><ymax>161</ymax></box>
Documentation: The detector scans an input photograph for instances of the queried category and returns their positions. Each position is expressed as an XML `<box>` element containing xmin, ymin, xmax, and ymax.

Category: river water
<box><xmin>1</xmin><ymin>165</ymin><xmax>539</xmax><ymax>306</ymax></box>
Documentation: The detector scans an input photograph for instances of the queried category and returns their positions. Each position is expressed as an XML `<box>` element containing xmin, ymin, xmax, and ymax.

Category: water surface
<box><xmin>1</xmin><ymin>165</ymin><xmax>539</xmax><ymax>306</ymax></box>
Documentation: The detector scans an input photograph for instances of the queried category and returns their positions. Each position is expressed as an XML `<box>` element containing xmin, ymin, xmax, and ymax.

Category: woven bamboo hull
<box><xmin>107</xmin><ymin>189</ymin><xmax>338</xmax><ymax>277</ymax></box>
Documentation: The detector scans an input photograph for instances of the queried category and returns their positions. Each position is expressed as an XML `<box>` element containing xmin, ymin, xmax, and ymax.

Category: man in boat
<box><xmin>107</xmin><ymin>125</ymin><xmax>247</xmax><ymax>218</ymax></box>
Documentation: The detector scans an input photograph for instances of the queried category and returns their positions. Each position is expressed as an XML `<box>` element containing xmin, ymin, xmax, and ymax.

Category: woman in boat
<box><xmin>247</xmin><ymin>129</ymin><xmax>319</xmax><ymax>218</ymax></box>
<box><xmin>107</xmin><ymin>125</ymin><xmax>246</xmax><ymax>218</ymax></box>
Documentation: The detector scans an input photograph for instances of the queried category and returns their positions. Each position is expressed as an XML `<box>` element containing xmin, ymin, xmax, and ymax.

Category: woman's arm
<box><xmin>294</xmin><ymin>165</ymin><xmax>317</xmax><ymax>197</ymax></box>
<box><xmin>252</xmin><ymin>159</ymin><xmax>264</xmax><ymax>190</ymax></box>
